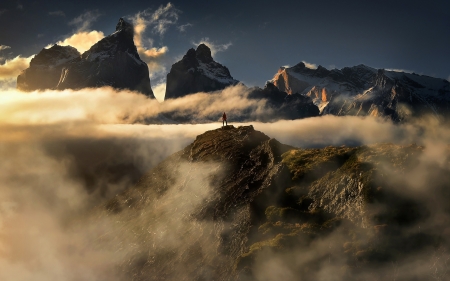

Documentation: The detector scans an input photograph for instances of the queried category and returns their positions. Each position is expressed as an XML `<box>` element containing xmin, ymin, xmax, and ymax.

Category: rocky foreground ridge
<box><xmin>272</xmin><ymin>62</ymin><xmax>450</xmax><ymax>121</ymax></box>
<box><xmin>90</xmin><ymin>125</ymin><xmax>450</xmax><ymax>280</ymax></box>
<box><xmin>17</xmin><ymin>18</ymin><xmax>154</xmax><ymax>97</ymax></box>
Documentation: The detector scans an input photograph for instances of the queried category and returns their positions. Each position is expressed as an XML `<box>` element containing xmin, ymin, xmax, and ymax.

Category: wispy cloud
<box><xmin>16</xmin><ymin>4</ymin><xmax>23</xmax><ymax>10</ymax></box>
<box><xmin>132</xmin><ymin>3</ymin><xmax>180</xmax><ymax>37</ymax></box>
<box><xmin>302</xmin><ymin>61</ymin><xmax>317</xmax><ymax>69</ymax></box>
<box><xmin>177</xmin><ymin>23</ymin><xmax>192</xmax><ymax>32</ymax></box>
<box><xmin>130</xmin><ymin>3</ymin><xmax>180</xmax><ymax>79</ymax></box>
<box><xmin>152</xmin><ymin>81</ymin><xmax>166</xmax><ymax>102</ymax></box>
<box><xmin>45</xmin><ymin>10</ymin><xmax>104</xmax><ymax>53</ymax></box>
<box><xmin>386</xmin><ymin>68</ymin><xmax>414</xmax><ymax>73</ymax></box>
<box><xmin>151</xmin><ymin>2</ymin><xmax>180</xmax><ymax>35</ymax></box>
<box><xmin>49</xmin><ymin>10</ymin><xmax>65</xmax><ymax>17</ymax></box>
<box><xmin>47</xmin><ymin>30</ymin><xmax>104</xmax><ymax>53</ymax></box>
<box><xmin>0</xmin><ymin>55</ymin><xmax>33</xmax><ymax>81</ymax></box>
<box><xmin>69</xmin><ymin>10</ymin><xmax>101</xmax><ymax>32</ymax></box>
<box><xmin>0</xmin><ymin>45</ymin><xmax>11</xmax><ymax>51</ymax></box>
<box><xmin>192</xmin><ymin>37</ymin><xmax>232</xmax><ymax>56</ymax></box>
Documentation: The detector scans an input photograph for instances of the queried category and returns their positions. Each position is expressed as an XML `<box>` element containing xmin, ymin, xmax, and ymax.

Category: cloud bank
<box><xmin>1</xmin><ymin>85</ymin><xmax>450</xmax><ymax>280</ymax></box>
<box><xmin>0</xmin><ymin>55</ymin><xmax>32</xmax><ymax>80</ymax></box>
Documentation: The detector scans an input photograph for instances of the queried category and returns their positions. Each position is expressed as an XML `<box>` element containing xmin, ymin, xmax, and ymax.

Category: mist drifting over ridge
<box><xmin>0</xmin><ymin>84</ymin><xmax>449</xmax><ymax>280</ymax></box>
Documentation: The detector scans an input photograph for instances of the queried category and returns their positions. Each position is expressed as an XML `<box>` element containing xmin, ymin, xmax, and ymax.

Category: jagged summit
<box><xmin>17</xmin><ymin>18</ymin><xmax>154</xmax><ymax>97</ymax></box>
<box><xmin>164</xmin><ymin>44</ymin><xmax>238</xmax><ymax>100</ymax></box>
<box><xmin>195</xmin><ymin>43</ymin><xmax>213</xmax><ymax>63</ymax></box>
<box><xmin>272</xmin><ymin>61</ymin><xmax>450</xmax><ymax>120</ymax></box>
<box><xmin>115</xmin><ymin>17</ymin><xmax>134</xmax><ymax>33</ymax></box>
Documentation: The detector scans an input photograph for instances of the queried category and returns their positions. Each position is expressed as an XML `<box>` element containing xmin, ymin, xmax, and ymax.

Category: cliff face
<box><xmin>17</xmin><ymin>18</ymin><xmax>154</xmax><ymax>97</ymax></box>
<box><xmin>248</xmin><ymin>82</ymin><xmax>320</xmax><ymax>120</ymax></box>
<box><xmin>16</xmin><ymin>45</ymin><xmax>80</xmax><ymax>91</ymax></box>
<box><xmin>164</xmin><ymin>44</ymin><xmax>238</xmax><ymax>100</ymax></box>
<box><xmin>91</xmin><ymin>126</ymin><xmax>450</xmax><ymax>280</ymax></box>
<box><xmin>272</xmin><ymin>63</ymin><xmax>450</xmax><ymax>121</ymax></box>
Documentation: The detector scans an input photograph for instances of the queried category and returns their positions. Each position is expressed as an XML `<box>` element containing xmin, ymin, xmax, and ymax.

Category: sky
<box><xmin>0</xmin><ymin>0</ymin><xmax>449</xmax><ymax>98</ymax></box>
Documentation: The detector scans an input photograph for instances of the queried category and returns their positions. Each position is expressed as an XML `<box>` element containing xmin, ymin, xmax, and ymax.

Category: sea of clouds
<box><xmin>1</xmin><ymin>85</ymin><xmax>450</xmax><ymax>280</ymax></box>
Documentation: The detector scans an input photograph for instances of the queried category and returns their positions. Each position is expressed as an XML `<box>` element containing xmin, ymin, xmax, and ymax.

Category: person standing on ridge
<box><xmin>222</xmin><ymin>112</ymin><xmax>227</xmax><ymax>127</ymax></box>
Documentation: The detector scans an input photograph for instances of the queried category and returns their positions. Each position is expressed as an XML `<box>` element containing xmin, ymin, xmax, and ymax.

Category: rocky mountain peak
<box><xmin>164</xmin><ymin>44</ymin><xmax>238</xmax><ymax>100</ymax></box>
<box><xmin>195</xmin><ymin>43</ymin><xmax>213</xmax><ymax>63</ymax></box>
<box><xmin>115</xmin><ymin>17</ymin><xmax>133</xmax><ymax>34</ymax></box>
<box><xmin>16</xmin><ymin>44</ymin><xmax>80</xmax><ymax>91</ymax></box>
<box><xmin>270</xmin><ymin>61</ymin><xmax>450</xmax><ymax>121</ymax></box>
<box><xmin>314</xmin><ymin>65</ymin><xmax>330</xmax><ymax>77</ymax></box>
<box><xmin>17</xmin><ymin>18</ymin><xmax>154</xmax><ymax>97</ymax></box>
<box><xmin>30</xmin><ymin>44</ymin><xmax>80</xmax><ymax>67</ymax></box>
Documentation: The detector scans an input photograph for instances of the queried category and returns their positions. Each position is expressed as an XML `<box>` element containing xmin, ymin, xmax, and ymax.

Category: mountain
<box><xmin>247</xmin><ymin>82</ymin><xmax>320</xmax><ymax>121</ymax></box>
<box><xmin>90</xmin><ymin>125</ymin><xmax>449</xmax><ymax>280</ymax></box>
<box><xmin>17</xmin><ymin>18</ymin><xmax>155</xmax><ymax>97</ymax></box>
<box><xmin>164</xmin><ymin>44</ymin><xmax>238</xmax><ymax>100</ymax></box>
<box><xmin>16</xmin><ymin>45</ymin><xmax>80</xmax><ymax>91</ymax></box>
<box><xmin>272</xmin><ymin>63</ymin><xmax>450</xmax><ymax>121</ymax></box>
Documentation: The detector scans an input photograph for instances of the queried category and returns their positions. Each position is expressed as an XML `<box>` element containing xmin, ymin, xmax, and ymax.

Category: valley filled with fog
<box><xmin>1</xmin><ymin>87</ymin><xmax>450</xmax><ymax>280</ymax></box>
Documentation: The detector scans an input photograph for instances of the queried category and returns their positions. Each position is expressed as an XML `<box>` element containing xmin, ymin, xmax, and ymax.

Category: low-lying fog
<box><xmin>1</xmin><ymin>86</ymin><xmax>449</xmax><ymax>280</ymax></box>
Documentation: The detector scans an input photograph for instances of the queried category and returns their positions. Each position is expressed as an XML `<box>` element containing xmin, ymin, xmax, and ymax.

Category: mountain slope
<box><xmin>164</xmin><ymin>44</ymin><xmax>238</xmax><ymax>100</ymax></box>
<box><xmin>17</xmin><ymin>18</ymin><xmax>154</xmax><ymax>97</ymax></box>
<box><xmin>272</xmin><ymin>63</ymin><xmax>450</xmax><ymax>121</ymax></box>
<box><xmin>16</xmin><ymin>45</ymin><xmax>80</xmax><ymax>91</ymax></box>
<box><xmin>87</xmin><ymin>126</ymin><xmax>450</xmax><ymax>280</ymax></box>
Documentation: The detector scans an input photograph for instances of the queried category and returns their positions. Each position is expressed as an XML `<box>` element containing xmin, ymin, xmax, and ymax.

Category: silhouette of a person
<box><xmin>222</xmin><ymin>112</ymin><xmax>227</xmax><ymax>127</ymax></box>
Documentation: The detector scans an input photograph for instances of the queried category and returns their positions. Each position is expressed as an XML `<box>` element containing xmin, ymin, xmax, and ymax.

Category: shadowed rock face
<box><xmin>17</xmin><ymin>18</ymin><xmax>154</xmax><ymax>98</ymax></box>
<box><xmin>89</xmin><ymin>126</ymin><xmax>450</xmax><ymax>280</ymax></box>
<box><xmin>248</xmin><ymin>82</ymin><xmax>320</xmax><ymax>120</ymax></box>
<box><xmin>17</xmin><ymin>45</ymin><xmax>80</xmax><ymax>91</ymax></box>
<box><xmin>164</xmin><ymin>44</ymin><xmax>238</xmax><ymax>100</ymax></box>
<box><xmin>272</xmin><ymin>63</ymin><xmax>450</xmax><ymax>121</ymax></box>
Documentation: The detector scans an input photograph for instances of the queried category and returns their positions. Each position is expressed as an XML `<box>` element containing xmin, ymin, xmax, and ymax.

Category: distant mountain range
<box><xmin>16</xmin><ymin>18</ymin><xmax>450</xmax><ymax>122</ymax></box>
<box><xmin>272</xmin><ymin>63</ymin><xmax>450</xmax><ymax>121</ymax></box>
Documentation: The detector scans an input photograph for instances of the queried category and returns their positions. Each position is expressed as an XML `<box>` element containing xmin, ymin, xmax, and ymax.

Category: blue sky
<box><xmin>0</xmin><ymin>0</ymin><xmax>449</xmax><ymax>95</ymax></box>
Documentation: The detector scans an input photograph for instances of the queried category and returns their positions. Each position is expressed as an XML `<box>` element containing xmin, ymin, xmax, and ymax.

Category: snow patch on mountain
<box><xmin>198</xmin><ymin>62</ymin><xmax>237</xmax><ymax>85</ymax></box>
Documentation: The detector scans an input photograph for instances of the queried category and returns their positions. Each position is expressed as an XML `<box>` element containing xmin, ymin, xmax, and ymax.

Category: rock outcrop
<box><xmin>17</xmin><ymin>18</ymin><xmax>155</xmax><ymax>97</ymax></box>
<box><xmin>164</xmin><ymin>44</ymin><xmax>238</xmax><ymax>100</ymax></box>
<box><xmin>272</xmin><ymin>63</ymin><xmax>450</xmax><ymax>121</ymax></box>
<box><xmin>16</xmin><ymin>45</ymin><xmax>80</xmax><ymax>91</ymax></box>
<box><xmin>88</xmin><ymin>126</ymin><xmax>449</xmax><ymax>280</ymax></box>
